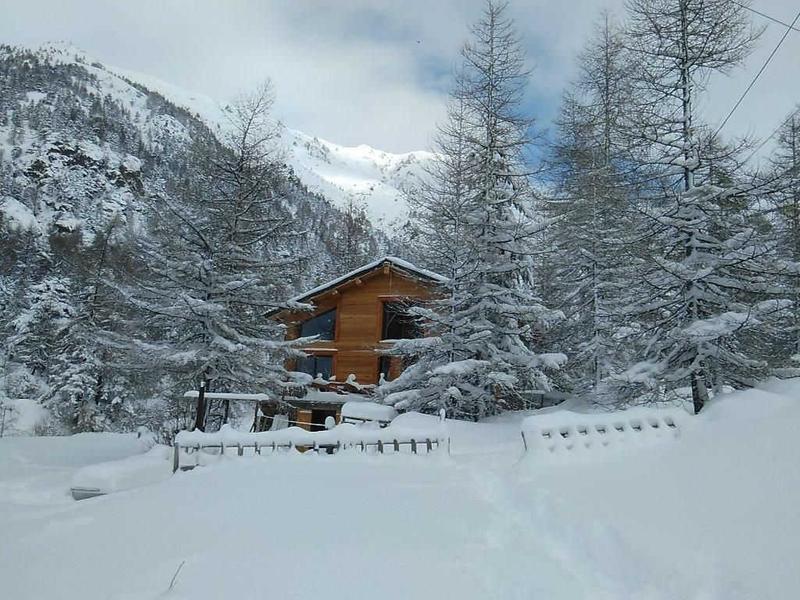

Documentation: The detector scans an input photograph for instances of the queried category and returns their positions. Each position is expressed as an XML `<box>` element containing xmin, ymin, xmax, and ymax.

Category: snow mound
<box><xmin>71</xmin><ymin>445</ymin><xmax>172</xmax><ymax>495</ymax></box>
<box><xmin>341</xmin><ymin>401</ymin><xmax>398</xmax><ymax>423</ymax></box>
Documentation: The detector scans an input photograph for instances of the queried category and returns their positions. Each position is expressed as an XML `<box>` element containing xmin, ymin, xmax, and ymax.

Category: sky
<box><xmin>1</xmin><ymin>0</ymin><xmax>798</xmax><ymax>158</ymax></box>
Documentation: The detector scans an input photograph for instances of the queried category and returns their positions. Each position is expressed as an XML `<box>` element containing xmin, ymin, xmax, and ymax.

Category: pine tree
<box><xmin>380</xmin><ymin>0</ymin><xmax>564</xmax><ymax>420</ymax></box>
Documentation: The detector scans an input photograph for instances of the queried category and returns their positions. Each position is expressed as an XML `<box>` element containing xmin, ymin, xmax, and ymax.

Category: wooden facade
<box><xmin>271</xmin><ymin>257</ymin><xmax>444</xmax><ymax>387</ymax></box>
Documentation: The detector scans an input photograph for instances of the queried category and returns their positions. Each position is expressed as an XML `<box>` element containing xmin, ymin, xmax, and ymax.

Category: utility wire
<box><xmin>742</xmin><ymin>105</ymin><xmax>800</xmax><ymax>165</ymax></box>
<box><xmin>731</xmin><ymin>0</ymin><xmax>800</xmax><ymax>33</ymax></box>
<box><xmin>713</xmin><ymin>9</ymin><xmax>800</xmax><ymax>139</ymax></box>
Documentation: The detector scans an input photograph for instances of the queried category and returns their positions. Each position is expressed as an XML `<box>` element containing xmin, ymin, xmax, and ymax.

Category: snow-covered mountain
<box><xmin>0</xmin><ymin>41</ymin><xmax>387</xmax><ymax>305</ymax></box>
<box><xmin>28</xmin><ymin>42</ymin><xmax>433</xmax><ymax>228</ymax></box>
<box><xmin>280</xmin><ymin>131</ymin><xmax>433</xmax><ymax>227</ymax></box>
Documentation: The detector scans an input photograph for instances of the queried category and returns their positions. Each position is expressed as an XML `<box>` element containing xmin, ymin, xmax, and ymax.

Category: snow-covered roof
<box><xmin>273</xmin><ymin>256</ymin><xmax>446</xmax><ymax>315</ymax></box>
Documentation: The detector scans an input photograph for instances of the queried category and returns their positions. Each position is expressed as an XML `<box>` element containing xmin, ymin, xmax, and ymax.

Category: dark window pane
<box><xmin>382</xmin><ymin>302</ymin><xmax>420</xmax><ymax>340</ymax></box>
<box><xmin>297</xmin><ymin>354</ymin><xmax>333</xmax><ymax>379</ymax></box>
<box><xmin>300</xmin><ymin>309</ymin><xmax>336</xmax><ymax>340</ymax></box>
<box><xmin>297</xmin><ymin>355</ymin><xmax>316</xmax><ymax>375</ymax></box>
<box><xmin>315</xmin><ymin>355</ymin><xmax>333</xmax><ymax>379</ymax></box>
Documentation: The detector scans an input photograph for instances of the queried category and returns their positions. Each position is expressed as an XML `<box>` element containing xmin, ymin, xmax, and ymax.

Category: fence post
<box><xmin>0</xmin><ymin>404</ymin><xmax>9</xmax><ymax>438</ymax></box>
<box><xmin>411</xmin><ymin>439</ymin><xmax>417</xmax><ymax>454</ymax></box>
<box><xmin>520</xmin><ymin>431</ymin><xmax>528</xmax><ymax>452</ymax></box>
<box><xmin>193</xmin><ymin>380</ymin><xmax>207</xmax><ymax>432</ymax></box>
<box><xmin>377</xmin><ymin>440</ymin><xmax>384</xmax><ymax>454</ymax></box>
<box><xmin>425</xmin><ymin>438</ymin><xmax>432</xmax><ymax>453</ymax></box>
<box><xmin>393</xmin><ymin>439</ymin><xmax>399</xmax><ymax>452</ymax></box>
<box><xmin>173</xmin><ymin>442</ymin><xmax>180</xmax><ymax>473</ymax></box>
<box><xmin>237</xmin><ymin>444</ymin><xmax>243</xmax><ymax>457</ymax></box>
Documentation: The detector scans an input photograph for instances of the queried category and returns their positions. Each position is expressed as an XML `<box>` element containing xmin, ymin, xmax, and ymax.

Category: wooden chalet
<box><xmin>264</xmin><ymin>256</ymin><xmax>445</xmax><ymax>430</ymax></box>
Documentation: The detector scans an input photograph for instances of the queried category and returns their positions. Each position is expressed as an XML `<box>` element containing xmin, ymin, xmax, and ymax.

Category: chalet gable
<box><xmin>270</xmin><ymin>256</ymin><xmax>446</xmax><ymax>320</ymax></box>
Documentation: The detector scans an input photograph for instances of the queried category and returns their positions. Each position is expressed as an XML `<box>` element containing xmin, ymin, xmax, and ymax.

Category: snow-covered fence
<box><xmin>172</xmin><ymin>423</ymin><xmax>448</xmax><ymax>472</ymax></box>
<box><xmin>520</xmin><ymin>406</ymin><xmax>689</xmax><ymax>456</ymax></box>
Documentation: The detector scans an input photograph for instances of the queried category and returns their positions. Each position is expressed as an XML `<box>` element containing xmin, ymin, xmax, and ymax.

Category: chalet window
<box><xmin>382</xmin><ymin>302</ymin><xmax>420</xmax><ymax>340</ymax></box>
<box><xmin>300</xmin><ymin>308</ymin><xmax>336</xmax><ymax>340</ymax></box>
<box><xmin>297</xmin><ymin>354</ymin><xmax>333</xmax><ymax>380</ymax></box>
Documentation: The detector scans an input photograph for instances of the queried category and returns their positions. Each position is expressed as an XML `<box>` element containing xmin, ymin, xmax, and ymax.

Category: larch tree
<box><xmin>620</xmin><ymin>0</ymin><xmax>786</xmax><ymax>413</ymax></box>
<box><xmin>765</xmin><ymin>109</ymin><xmax>800</xmax><ymax>362</ymax></box>
<box><xmin>123</xmin><ymin>83</ymin><xmax>306</xmax><ymax>430</ymax></box>
<box><xmin>543</xmin><ymin>14</ymin><xmax>644</xmax><ymax>403</ymax></box>
<box><xmin>380</xmin><ymin>0</ymin><xmax>564</xmax><ymax>420</ymax></box>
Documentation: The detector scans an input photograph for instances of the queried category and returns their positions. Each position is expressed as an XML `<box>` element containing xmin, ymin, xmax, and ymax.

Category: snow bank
<box><xmin>519</xmin><ymin>381</ymin><xmax>800</xmax><ymax>599</ymax></box>
<box><xmin>341</xmin><ymin>401</ymin><xmax>398</xmax><ymax>423</ymax></box>
<box><xmin>0</xmin><ymin>398</ymin><xmax>48</xmax><ymax>435</ymax></box>
<box><xmin>521</xmin><ymin>405</ymin><xmax>690</xmax><ymax>457</ymax></box>
<box><xmin>70</xmin><ymin>445</ymin><xmax>172</xmax><ymax>495</ymax></box>
<box><xmin>3</xmin><ymin>382</ymin><xmax>800</xmax><ymax>600</ymax></box>
<box><xmin>0</xmin><ymin>431</ymin><xmax>157</xmax><ymax>507</ymax></box>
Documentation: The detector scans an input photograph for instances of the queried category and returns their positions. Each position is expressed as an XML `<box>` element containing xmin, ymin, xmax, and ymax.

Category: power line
<box><xmin>731</xmin><ymin>1</ymin><xmax>800</xmax><ymax>33</ymax></box>
<box><xmin>742</xmin><ymin>105</ymin><xmax>800</xmax><ymax>165</ymax></box>
<box><xmin>713</xmin><ymin>8</ymin><xmax>800</xmax><ymax>139</ymax></box>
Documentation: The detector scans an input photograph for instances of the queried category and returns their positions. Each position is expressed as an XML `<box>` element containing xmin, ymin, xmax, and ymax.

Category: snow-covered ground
<box><xmin>1</xmin><ymin>381</ymin><xmax>798</xmax><ymax>599</ymax></box>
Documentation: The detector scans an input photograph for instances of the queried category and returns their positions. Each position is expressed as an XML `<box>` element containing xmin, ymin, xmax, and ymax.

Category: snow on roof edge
<box><xmin>278</xmin><ymin>256</ymin><xmax>446</xmax><ymax>311</ymax></box>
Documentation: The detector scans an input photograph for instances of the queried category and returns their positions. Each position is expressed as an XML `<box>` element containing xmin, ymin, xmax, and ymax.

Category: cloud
<box><xmin>0</xmin><ymin>0</ymin><xmax>797</xmax><ymax>157</ymax></box>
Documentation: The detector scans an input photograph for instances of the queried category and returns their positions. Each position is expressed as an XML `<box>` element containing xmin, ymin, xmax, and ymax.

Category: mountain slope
<box><xmin>281</xmin><ymin>130</ymin><xmax>433</xmax><ymax>227</ymax></box>
<box><xmin>0</xmin><ymin>42</ymin><xmax>383</xmax><ymax>431</ymax></box>
<box><xmin>41</xmin><ymin>42</ymin><xmax>435</xmax><ymax>228</ymax></box>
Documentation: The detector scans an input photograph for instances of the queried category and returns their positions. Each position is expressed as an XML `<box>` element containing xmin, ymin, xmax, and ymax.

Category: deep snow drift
<box><xmin>1</xmin><ymin>381</ymin><xmax>798</xmax><ymax>599</ymax></box>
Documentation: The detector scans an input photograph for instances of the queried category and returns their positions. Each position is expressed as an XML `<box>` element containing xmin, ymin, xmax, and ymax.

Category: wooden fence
<box><xmin>173</xmin><ymin>437</ymin><xmax>446</xmax><ymax>473</ymax></box>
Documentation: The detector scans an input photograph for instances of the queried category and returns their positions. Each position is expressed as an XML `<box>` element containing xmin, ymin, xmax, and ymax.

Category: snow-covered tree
<box><xmin>380</xmin><ymin>0</ymin><xmax>564</xmax><ymax>420</ymax></box>
<box><xmin>763</xmin><ymin>109</ymin><xmax>800</xmax><ymax>365</ymax></box>
<box><xmin>543</xmin><ymin>14</ymin><xmax>644</xmax><ymax>402</ymax></box>
<box><xmin>618</xmin><ymin>0</ymin><xmax>785</xmax><ymax>412</ymax></box>
<box><xmin>124</xmin><ymin>84</ymin><xmax>307</xmax><ymax>429</ymax></box>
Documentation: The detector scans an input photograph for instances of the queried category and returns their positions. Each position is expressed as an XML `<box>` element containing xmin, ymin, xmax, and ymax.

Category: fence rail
<box><xmin>172</xmin><ymin>437</ymin><xmax>446</xmax><ymax>473</ymax></box>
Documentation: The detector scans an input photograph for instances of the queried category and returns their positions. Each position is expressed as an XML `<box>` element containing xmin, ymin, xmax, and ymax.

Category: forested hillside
<box><xmin>0</xmin><ymin>44</ymin><xmax>380</xmax><ymax>435</ymax></box>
